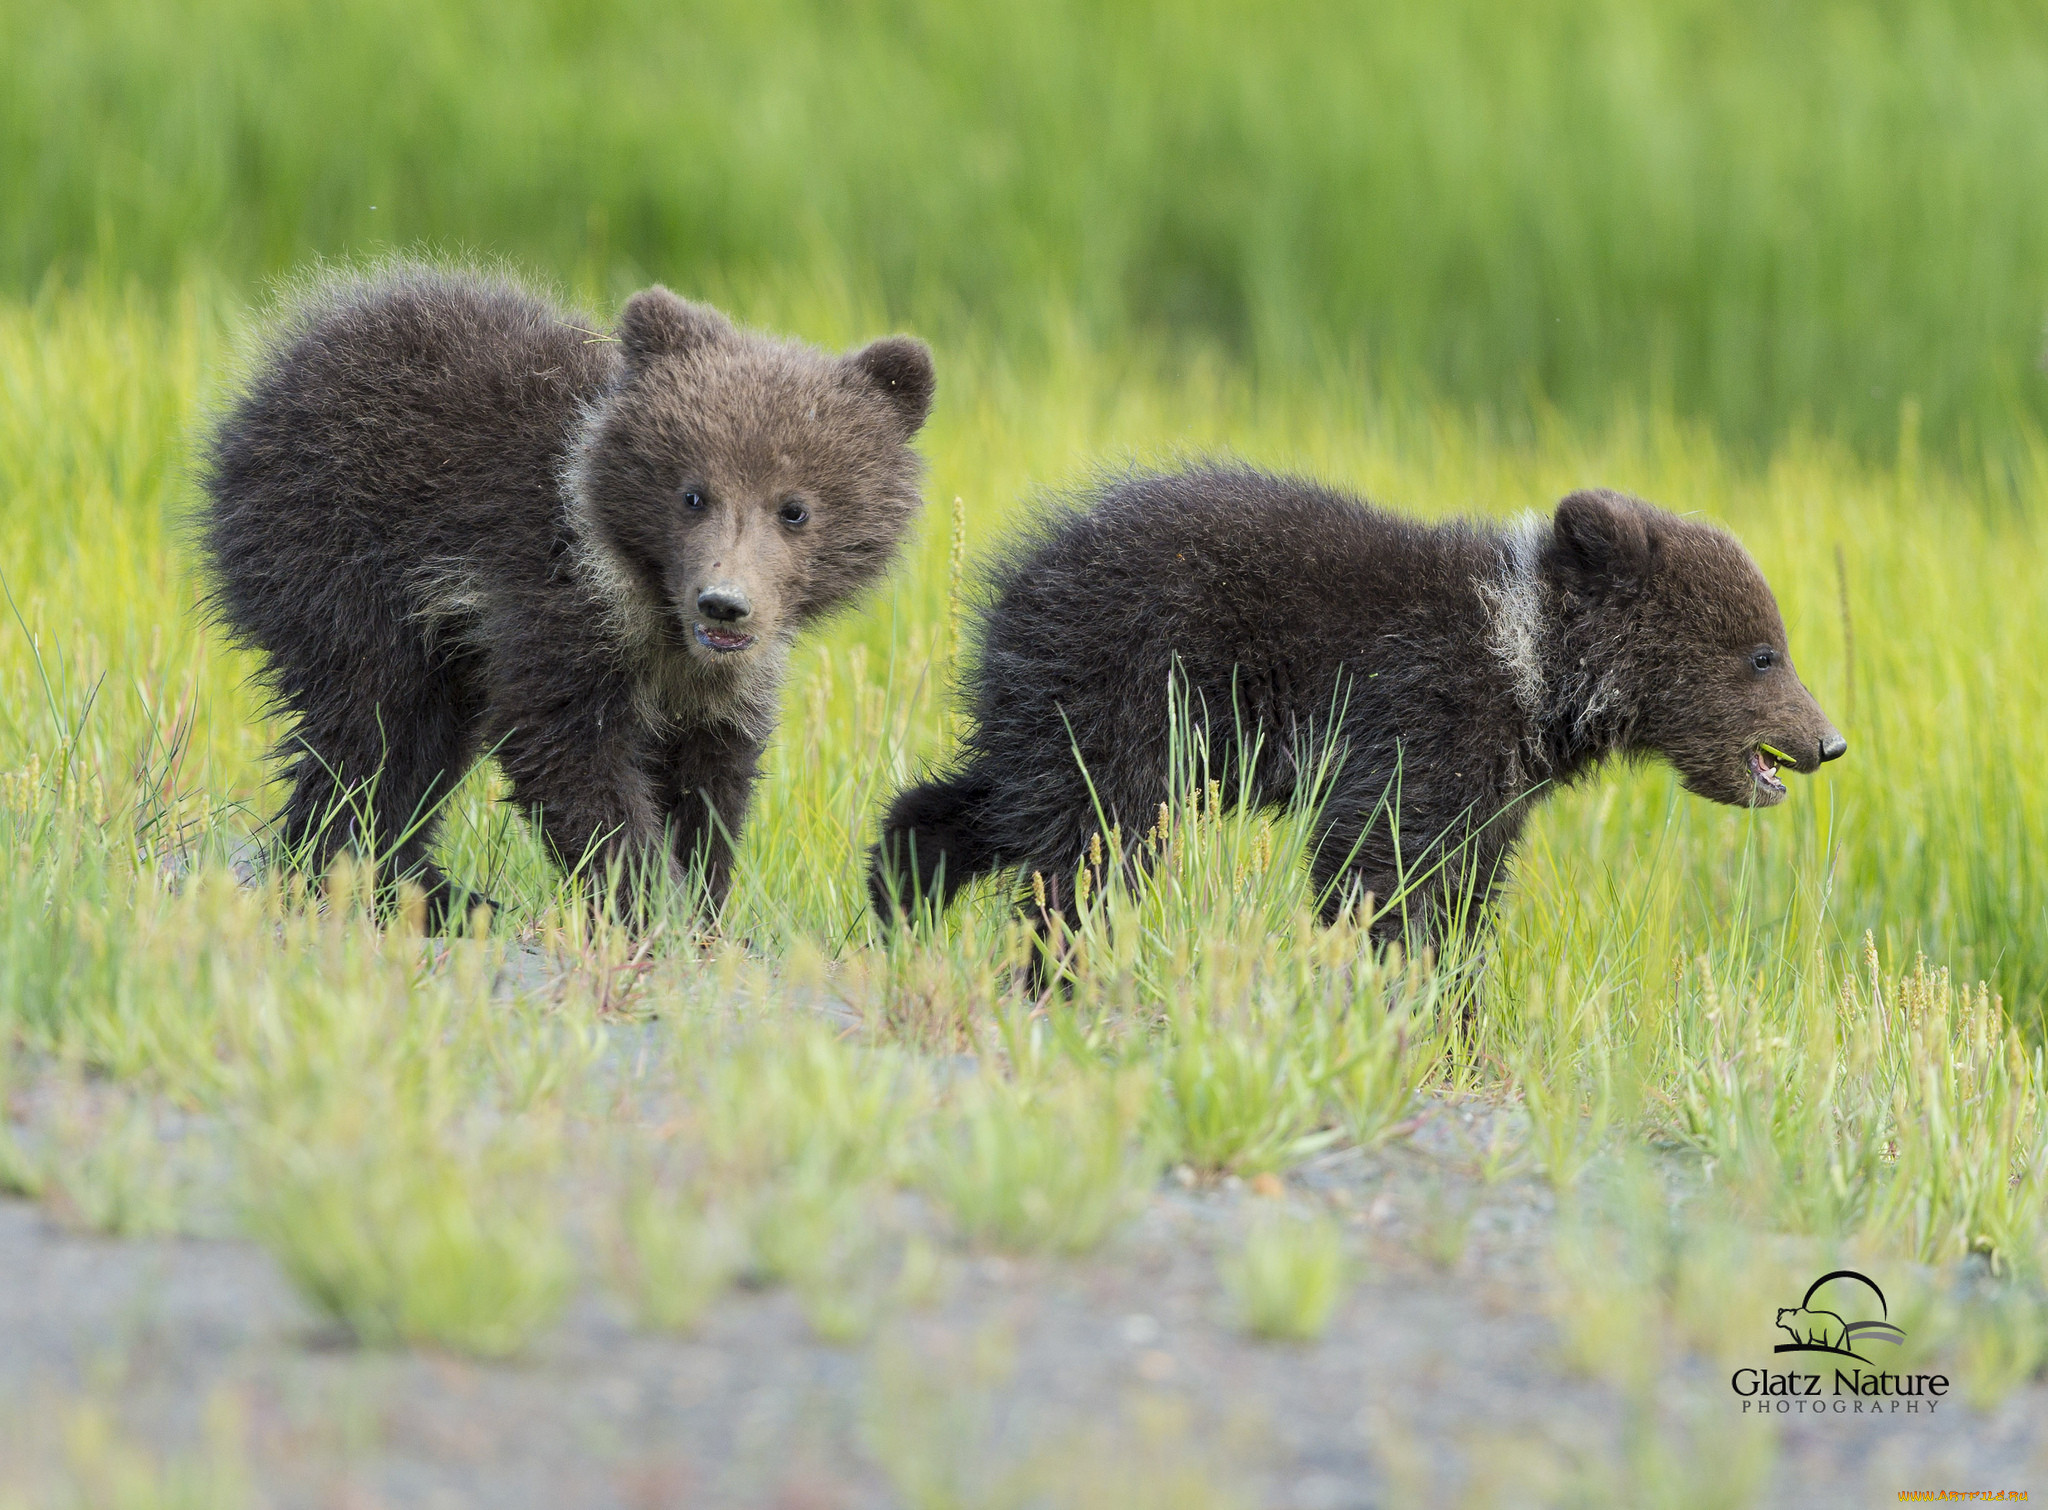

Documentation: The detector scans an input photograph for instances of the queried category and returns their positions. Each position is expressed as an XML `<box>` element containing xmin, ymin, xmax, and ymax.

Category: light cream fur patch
<box><xmin>1479</xmin><ymin>514</ymin><xmax>1549</xmax><ymax>723</ymax></box>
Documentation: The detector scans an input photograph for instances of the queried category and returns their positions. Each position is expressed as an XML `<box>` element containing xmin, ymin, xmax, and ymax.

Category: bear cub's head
<box><xmin>1548</xmin><ymin>489</ymin><xmax>1845</xmax><ymax>808</ymax></box>
<box><xmin>570</xmin><ymin>286</ymin><xmax>933</xmax><ymax>670</ymax></box>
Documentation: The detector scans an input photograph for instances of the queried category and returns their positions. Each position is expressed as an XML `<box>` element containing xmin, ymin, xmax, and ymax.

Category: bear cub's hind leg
<box><xmin>868</xmin><ymin>768</ymin><xmax>1004</xmax><ymax>925</ymax></box>
<box><xmin>270</xmin><ymin>641</ymin><xmax>485</xmax><ymax>931</ymax></box>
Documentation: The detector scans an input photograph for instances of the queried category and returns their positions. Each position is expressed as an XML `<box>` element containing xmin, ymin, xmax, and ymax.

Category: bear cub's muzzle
<box><xmin>1748</xmin><ymin>727</ymin><xmax>1847</xmax><ymax>802</ymax></box>
<box><xmin>693</xmin><ymin>583</ymin><xmax>757</xmax><ymax>653</ymax></box>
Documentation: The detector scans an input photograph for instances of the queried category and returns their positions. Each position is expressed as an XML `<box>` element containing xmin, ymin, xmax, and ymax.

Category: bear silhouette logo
<box><xmin>1775</xmin><ymin>1306</ymin><xmax>1848</xmax><ymax>1350</ymax></box>
<box><xmin>1772</xmin><ymin>1271</ymin><xmax>1906</xmax><ymax>1362</ymax></box>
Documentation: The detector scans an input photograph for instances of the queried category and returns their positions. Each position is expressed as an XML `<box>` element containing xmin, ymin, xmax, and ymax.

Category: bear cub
<box><xmin>871</xmin><ymin>466</ymin><xmax>1844</xmax><ymax>957</ymax></box>
<box><xmin>203</xmin><ymin>265</ymin><xmax>933</xmax><ymax>922</ymax></box>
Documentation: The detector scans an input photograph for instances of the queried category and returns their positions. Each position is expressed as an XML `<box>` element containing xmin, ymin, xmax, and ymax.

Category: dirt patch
<box><xmin>2</xmin><ymin>1083</ymin><xmax>2039</xmax><ymax>1508</ymax></box>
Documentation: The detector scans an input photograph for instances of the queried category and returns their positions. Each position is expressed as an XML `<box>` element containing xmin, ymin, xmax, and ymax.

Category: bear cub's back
<box><xmin>981</xmin><ymin>466</ymin><xmax>1507</xmax><ymax>695</ymax></box>
<box><xmin>207</xmin><ymin>271</ymin><xmax>615</xmax><ymax>541</ymax></box>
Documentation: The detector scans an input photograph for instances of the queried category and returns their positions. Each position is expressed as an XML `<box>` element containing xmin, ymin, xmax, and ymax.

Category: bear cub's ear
<box><xmin>843</xmin><ymin>336</ymin><xmax>935</xmax><ymax>435</ymax></box>
<box><xmin>1553</xmin><ymin>488</ymin><xmax>1655</xmax><ymax>580</ymax></box>
<box><xmin>617</xmin><ymin>287</ymin><xmax>735</xmax><ymax>370</ymax></box>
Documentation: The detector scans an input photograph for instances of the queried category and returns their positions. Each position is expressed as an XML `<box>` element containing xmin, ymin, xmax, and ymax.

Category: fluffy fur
<box><xmin>202</xmin><ymin>264</ymin><xmax>932</xmax><ymax>921</ymax></box>
<box><xmin>871</xmin><ymin>465</ymin><xmax>1844</xmax><ymax>955</ymax></box>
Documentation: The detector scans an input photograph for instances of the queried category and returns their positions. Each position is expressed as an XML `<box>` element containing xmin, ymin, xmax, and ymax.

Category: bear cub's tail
<box><xmin>868</xmin><ymin>768</ymin><xmax>1001</xmax><ymax>925</ymax></box>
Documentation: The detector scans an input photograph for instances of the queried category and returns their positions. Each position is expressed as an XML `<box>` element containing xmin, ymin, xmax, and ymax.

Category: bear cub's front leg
<box><xmin>654</xmin><ymin>723</ymin><xmax>764</xmax><ymax>915</ymax></box>
<box><xmin>485</xmin><ymin>675</ymin><xmax>679</xmax><ymax>910</ymax></box>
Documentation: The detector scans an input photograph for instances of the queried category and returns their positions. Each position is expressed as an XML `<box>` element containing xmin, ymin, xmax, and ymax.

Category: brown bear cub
<box><xmin>870</xmin><ymin>466</ymin><xmax>1844</xmax><ymax>957</ymax></box>
<box><xmin>202</xmin><ymin>265</ymin><xmax>932</xmax><ymax>923</ymax></box>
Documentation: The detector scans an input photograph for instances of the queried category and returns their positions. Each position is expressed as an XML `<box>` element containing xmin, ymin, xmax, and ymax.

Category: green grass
<box><xmin>0</xmin><ymin>285</ymin><xmax>2041</xmax><ymax>1510</ymax></box>
<box><xmin>921</xmin><ymin>1067</ymin><xmax>1153</xmax><ymax>1254</ymax></box>
<box><xmin>6</xmin><ymin>287</ymin><xmax>2040</xmax><ymax>1024</ymax></box>
<box><xmin>6</xmin><ymin>1393</ymin><xmax>251</xmax><ymax>1510</ymax></box>
<box><xmin>1222</xmin><ymin>1208</ymin><xmax>1350</xmax><ymax>1341</ymax></box>
<box><xmin>605</xmin><ymin>1178</ymin><xmax>741</xmax><ymax>1334</ymax></box>
<box><xmin>7</xmin><ymin>4</ymin><xmax>2046</xmax><ymax>1487</ymax></box>
<box><xmin>9</xmin><ymin>2</ymin><xmax>2048</xmax><ymax>454</ymax></box>
<box><xmin>241</xmin><ymin>1119</ymin><xmax>574</xmax><ymax>1357</ymax></box>
<box><xmin>3</xmin><ymin>286</ymin><xmax>2045</xmax><ymax>1293</ymax></box>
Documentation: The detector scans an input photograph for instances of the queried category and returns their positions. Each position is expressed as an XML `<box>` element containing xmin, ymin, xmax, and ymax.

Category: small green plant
<box><xmin>485</xmin><ymin>997</ymin><xmax>606</xmax><ymax>1112</ymax></box>
<box><xmin>1150</xmin><ymin>1002</ymin><xmax>1336</xmax><ymax>1177</ymax></box>
<box><xmin>243</xmin><ymin>1122</ymin><xmax>572</xmax><ymax>1358</ymax></box>
<box><xmin>699</xmin><ymin>1026</ymin><xmax>922</xmax><ymax>1189</ymax></box>
<box><xmin>892</xmin><ymin>1232</ymin><xmax>950</xmax><ymax>1310</ymax></box>
<box><xmin>1955</xmin><ymin>1288</ymin><xmax>2048</xmax><ymax>1410</ymax></box>
<box><xmin>608</xmin><ymin>1182</ymin><xmax>741</xmax><ymax>1334</ymax></box>
<box><xmin>1514</xmin><ymin>992</ymin><xmax>1619</xmax><ymax>1193</ymax></box>
<box><xmin>1321</xmin><ymin>999</ymin><xmax>1430</xmax><ymax>1151</ymax></box>
<box><xmin>1546</xmin><ymin>1182</ymin><xmax>1687</xmax><ymax>1398</ymax></box>
<box><xmin>1471</xmin><ymin>1112</ymin><xmax>1532</xmax><ymax>1185</ymax></box>
<box><xmin>861</xmin><ymin>1329</ymin><xmax>1022</xmax><ymax>1510</ymax></box>
<box><xmin>1222</xmin><ymin>1209</ymin><xmax>1350</xmax><ymax>1341</ymax></box>
<box><xmin>744</xmin><ymin>1164</ymin><xmax>892</xmax><ymax>1342</ymax></box>
<box><xmin>0</xmin><ymin>1122</ymin><xmax>39</xmax><ymax>1197</ymax></box>
<box><xmin>0</xmin><ymin>1039</ymin><xmax>36</xmax><ymax>1196</ymax></box>
<box><xmin>923</xmin><ymin>1070</ymin><xmax>1154</xmax><ymax>1255</ymax></box>
<box><xmin>795</xmin><ymin>1265</ymin><xmax>888</xmax><ymax>1346</ymax></box>
<box><xmin>0</xmin><ymin>1056</ymin><xmax>43</xmax><ymax>1197</ymax></box>
<box><xmin>50</xmin><ymin>1391</ymin><xmax>250</xmax><ymax>1510</ymax></box>
<box><xmin>44</xmin><ymin>1094</ymin><xmax>184</xmax><ymax>1237</ymax></box>
<box><xmin>746</xmin><ymin>1165</ymin><xmax>865</xmax><ymax>1281</ymax></box>
<box><xmin>1416</xmin><ymin>1180</ymin><xmax>1478</xmax><ymax>1272</ymax></box>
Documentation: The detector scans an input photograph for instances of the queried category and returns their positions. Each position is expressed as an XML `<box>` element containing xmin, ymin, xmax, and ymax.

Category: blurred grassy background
<box><xmin>7</xmin><ymin>0</ymin><xmax>2048</xmax><ymax>456</ymax></box>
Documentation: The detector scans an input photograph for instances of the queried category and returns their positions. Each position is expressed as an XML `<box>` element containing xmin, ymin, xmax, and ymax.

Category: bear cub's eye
<box><xmin>1751</xmin><ymin>647</ymin><xmax>1777</xmax><ymax>672</ymax></box>
<box><xmin>681</xmin><ymin>489</ymin><xmax>706</xmax><ymax>511</ymax></box>
<box><xmin>778</xmin><ymin>499</ymin><xmax>810</xmax><ymax>527</ymax></box>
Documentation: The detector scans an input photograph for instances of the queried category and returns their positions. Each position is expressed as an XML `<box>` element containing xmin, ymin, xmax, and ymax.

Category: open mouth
<box><xmin>1748</xmin><ymin>746</ymin><xmax>1787</xmax><ymax>799</ymax></box>
<box><xmin>694</xmin><ymin>623</ymin><xmax>756</xmax><ymax>654</ymax></box>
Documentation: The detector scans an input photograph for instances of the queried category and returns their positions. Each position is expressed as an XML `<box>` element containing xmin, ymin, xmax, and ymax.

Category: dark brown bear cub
<box><xmin>203</xmin><ymin>265</ymin><xmax>932</xmax><ymax>922</ymax></box>
<box><xmin>871</xmin><ymin>466</ymin><xmax>1843</xmax><ymax>957</ymax></box>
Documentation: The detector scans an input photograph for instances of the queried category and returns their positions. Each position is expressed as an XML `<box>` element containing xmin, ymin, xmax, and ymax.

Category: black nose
<box><xmin>1819</xmin><ymin>734</ymin><xmax>1847</xmax><ymax>764</ymax></box>
<box><xmin>697</xmin><ymin>587</ymin><xmax>751</xmax><ymax>623</ymax></box>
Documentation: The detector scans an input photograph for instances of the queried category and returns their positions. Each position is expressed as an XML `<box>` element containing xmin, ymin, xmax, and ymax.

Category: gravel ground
<box><xmin>3</xmin><ymin>1077</ymin><xmax>2042</xmax><ymax>1510</ymax></box>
